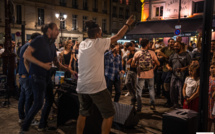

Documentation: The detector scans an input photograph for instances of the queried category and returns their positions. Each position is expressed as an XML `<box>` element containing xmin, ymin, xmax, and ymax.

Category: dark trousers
<box><xmin>22</xmin><ymin>75</ymin><xmax>54</xmax><ymax>131</ymax></box>
<box><xmin>106</xmin><ymin>77</ymin><xmax>121</xmax><ymax>102</ymax></box>
<box><xmin>125</xmin><ymin>71</ymin><xmax>137</xmax><ymax>105</ymax></box>
<box><xmin>155</xmin><ymin>70</ymin><xmax>163</xmax><ymax>96</ymax></box>
<box><xmin>18</xmin><ymin>77</ymin><xmax>33</xmax><ymax>120</ymax></box>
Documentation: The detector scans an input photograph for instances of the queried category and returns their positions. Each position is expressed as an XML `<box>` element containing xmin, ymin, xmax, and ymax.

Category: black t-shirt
<box><xmin>29</xmin><ymin>35</ymin><xmax>57</xmax><ymax>77</ymax></box>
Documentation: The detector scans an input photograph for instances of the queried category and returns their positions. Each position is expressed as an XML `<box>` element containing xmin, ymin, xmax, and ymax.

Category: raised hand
<box><xmin>126</xmin><ymin>15</ymin><xmax>135</xmax><ymax>26</ymax></box>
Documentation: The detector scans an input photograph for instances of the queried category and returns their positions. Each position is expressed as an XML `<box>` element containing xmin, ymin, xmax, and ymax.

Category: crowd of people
<box><xmin>5</xmin><ymin>14</ymin><xmax>214</xmax><ymax>133</ymax></box>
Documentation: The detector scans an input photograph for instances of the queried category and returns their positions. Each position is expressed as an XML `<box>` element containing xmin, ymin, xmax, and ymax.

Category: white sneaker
<box><xmin>31</xmin><ymin>120</ymin><xmax>39</xmax><ymax>126</ymax></box>
<box><xmin>18</xmin><ymin>119</ymin><xmax>24</xmax><ymax>124</ymax></box>
<box><xmin>125</xmin><ymin>92</ymin><xmax>130</xmax><ymax>97</ymax></box>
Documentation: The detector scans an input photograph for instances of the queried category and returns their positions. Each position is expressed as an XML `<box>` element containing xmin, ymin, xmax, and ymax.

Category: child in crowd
<box><xmin>182</xmin><ymin>61</ymin><xmax>200</xmax><ymax>112</ymax></box>
<box><xmin>208</xmin><ymin>62</ymin><xmax>215</xmax><ymax>132</ymax></box>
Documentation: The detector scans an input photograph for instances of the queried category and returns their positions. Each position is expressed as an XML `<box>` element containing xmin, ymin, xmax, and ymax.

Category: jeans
<box><xmin>170</xmin><ymin>77</ymin><xmax>184</xmax><ymax>106</ymax></box>
<box><xmin>18</xmin><ymin>77</ymin><xmax>33</xmax><ymax>120</ymax></box>
<box><xmin>22</xmin><ymin>75</ymin><xmax>54</xmax><ymax>131</ymax></box>
<box><xmin>136</xmin><ymin>78</ymin><xmax>155</xmax><ymax>110</ymax></box>
<box><xmin>106</xmin><ymin>77</ymin><xmax>121</xmax><ymax>102</ymax></box>
<box><xmin>125</xmin><ymin>71</ymin><xmax>137</xmax><ymax>105</ymax></box>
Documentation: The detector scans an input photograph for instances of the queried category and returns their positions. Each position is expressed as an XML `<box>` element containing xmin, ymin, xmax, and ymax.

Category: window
<box><xmin>134</xmin><ymin>2</ymin><xmax>137</xmax><ymax>11</ymax></box>
<box><xmin>125</xmin><ymin>9</ymin><xmax>129</xmax><ymax>19</ymax></box>
<box><xmin>120</xmin><ymin>0</ymin><xmax>125</xmax><ymax>4</ymax></box>
<box><xmin>126</xmin><ymin>0</ymin><xmax>129</xmax><ymax>5</ymax></box>
<box><xmin>72</xmin><ymin>0</ymin><xmax>78</xmax><ymax>8</ymax></box>
<box><xmin>27</xmin><ymin>34</ymin><xmax>31</xmax><ymax>41</ymax></box>
<box><xmin>60</xmin><ymin>0</ymin><xmax>66</xmax><ymax>6</ymax></box>
<box><xmin>72</xmin><ymin>15</ymin><xmax>78</xmax><ymax>30</ymax></box>
<box><xmin>60</xmin><ymin>13</ymin><xmax>66</xmax><ymax>29</ymax></box>
<box><xmin>112</xmin><ymin>6</ymin><xmax>117</xmax><ymax>17</ymax></box>
<box><xmin>193</xmin><ymin>1</ymin><xmax>204</xmax><ymax>13</ymax></box>
<box><xmin>102</xmin><ymin>0</ymin><xmax>107</xmax><ymax>13</ymax></box>
<box><xmin>11</xmin><ymin>33</ymin><xmax>15</xmax><ymax>41</ymax></box>
<box><xmin>38</xmin><ymin>8</ymin><xmax>44</xmax><ymax>25</ymax></box>
<box><xmin>102</xmin><ymin>19</ymin><xmax>106</xmax><ymax>33</ymax></box>
<box><xmin>83</xmin><ymin>16</ymin><xmax>87</xmax><ymax>31</ymax></box>
<box><xmin>155</xmin><ymin>6</ymin><xmax>163</xmax><ymax>17</ymax></box>
<box><xmin>83</xmin><ymin>0</ymin><xmax>88</xmax><ymax>10</ymax></box>
<box><xmin>119</xmin><ymin>8</ymin><xmax>124</xmax><ymax>18</ymax></box>
<box><xmin>16</xmin><ymin>5</ymin><xmax>22</xmax><ymax>24</ymax></box>
<box><xmin>92</xmin><ymin>17</ymin><xmax>97</xmax><ymax>23</ymax></box>
<box><xmin>93</xmin><ymin>0</ymin><xmax>98</xmax><ymax>12</ymax></box>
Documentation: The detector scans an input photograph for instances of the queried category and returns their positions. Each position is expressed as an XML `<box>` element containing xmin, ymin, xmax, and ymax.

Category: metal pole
<box><xmin>61</xmin><ymin>23</ymin><xmax>62</xmax><ymax>44</ymax></box>
<box><xmin>198</xmin><ymin>0</ymin><xmax>214</xmax><ymax>131</ymax></box>
<box><xmin>2</xmin><ymin>0</ymin><xmax>16</xmax><ymax>98</ymax></box>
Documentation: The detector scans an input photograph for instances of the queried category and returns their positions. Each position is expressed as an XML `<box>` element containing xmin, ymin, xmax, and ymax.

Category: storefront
<box><xmin>126</xmin><ymin>17</ymin><xmax>204</xmax><ymax>45</ymax></box>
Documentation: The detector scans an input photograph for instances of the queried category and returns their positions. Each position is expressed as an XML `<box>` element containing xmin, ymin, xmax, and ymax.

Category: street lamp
<box><xmin>55</xmin><ymin>13</ymin><xmax>67</xmax><ymax>44</ymax></box>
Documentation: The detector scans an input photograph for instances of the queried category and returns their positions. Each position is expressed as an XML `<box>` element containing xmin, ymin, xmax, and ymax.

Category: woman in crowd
<box><xmin>60</xmin><ymin>40</ymin><xmax>74</xmax><ymax>78</ymax></box>
<box><xmin>72</xmin><ymin>41</ymin><xmax>80</xmax><ymax>72</ymax></box>
<box><xmin>208</xmin><ymin>62</ymin><xmax>215</xmax><ymax>132</ymax></box>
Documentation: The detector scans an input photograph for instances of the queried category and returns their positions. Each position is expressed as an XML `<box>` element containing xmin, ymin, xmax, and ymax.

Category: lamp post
<box><xmin>55</xmin><ymin>13</ymin><xmax>67</xmax><ymax>44</ymax></box>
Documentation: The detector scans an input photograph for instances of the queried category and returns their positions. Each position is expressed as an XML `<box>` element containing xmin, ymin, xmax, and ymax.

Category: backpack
<box><xmin>138</xmin><ymin>50</ymin><xmax>153</xmax><ymax>71</ymax></box>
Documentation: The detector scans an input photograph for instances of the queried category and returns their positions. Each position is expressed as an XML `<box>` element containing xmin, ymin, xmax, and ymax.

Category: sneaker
<box><xmin>18</xmin><ymin>119</ymin><xmax>24</xmax><ymax>124</ymax></box>
<box><xmin>124</xmin><ymin>92</ymin><xmax>130</xmax><ymax>97</ymax></box>
<box><xmin>31</xmin><ymin>120</ymin><xmax>39</xmax><ymax>126</ymax></box>
<box><xmin>150</xmin><ymin>105</ymin><xmax>156</xmax><ymax>110</ymax></box>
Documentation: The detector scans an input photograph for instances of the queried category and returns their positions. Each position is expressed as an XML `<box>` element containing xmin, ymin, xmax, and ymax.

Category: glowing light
<box><xmin>140</xmin><ymin>0</ymin><xmax>145</xmax><ymax>21</ymax></box>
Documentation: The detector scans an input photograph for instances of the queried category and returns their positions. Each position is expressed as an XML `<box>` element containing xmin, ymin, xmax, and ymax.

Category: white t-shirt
<box><xmin>0</xmin><ymin>48</ymin><xmax>4</xmax><ymax>55</ymax></box>
<box><xmin>76</xmin><ymin>38</ymin><xmax>111</xmax><ymax>94</ymax></box>
<box><xmin>185</xmin><ymin>77</ymin><xmax>200</xmax><ymax>97</ymax></box>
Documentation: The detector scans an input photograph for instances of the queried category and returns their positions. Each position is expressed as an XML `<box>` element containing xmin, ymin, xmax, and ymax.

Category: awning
<box><xmin>126</xmin><ymin>17</ymin><xmax>204</xmax><ymax>39</ymax></box>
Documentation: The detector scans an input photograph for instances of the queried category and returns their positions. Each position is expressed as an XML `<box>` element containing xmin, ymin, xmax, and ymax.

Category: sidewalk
<box><xmin>0</xmin><ymin>89</ymin><xmax>171</xmax><ymax>134</ymax></box>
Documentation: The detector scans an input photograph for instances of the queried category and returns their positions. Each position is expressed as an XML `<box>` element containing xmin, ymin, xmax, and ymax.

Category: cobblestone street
<box><xmin>0</xmin><ymin>89</ymin><xmax>172</xmax><ymax>134</ymax></box>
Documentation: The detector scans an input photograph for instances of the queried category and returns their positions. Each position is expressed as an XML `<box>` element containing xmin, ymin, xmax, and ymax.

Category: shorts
<box><xmin>78</xmin><ymin>89</ymin><xmax>115</xmax><ymax>119</ymax></box>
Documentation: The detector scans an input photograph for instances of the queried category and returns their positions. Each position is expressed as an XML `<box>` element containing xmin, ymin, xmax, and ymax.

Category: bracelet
<box><xmin>125</xmin><ymin>24</ymin><xmax>130</xmax><ymax>28</ymax></box>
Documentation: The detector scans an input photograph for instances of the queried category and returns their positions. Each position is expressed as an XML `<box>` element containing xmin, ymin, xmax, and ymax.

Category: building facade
<box><xmin>0</xmin><ymin>0</ymin><xmax>110</xmax><ymax>45</ymax></box>
<box><xmin>110</xmin><ymin>0</ymin><xmax>142</xmax><ymax>34</ymax></box>
<box><xmin>142</xmin><ymin>0</ymin><xmax>212</xmax><ymax>21</ymax></box>
<box><xmin>127</xmin><ymin>0</ymin><xmax>215</xmax><ymax>45</ymax></box>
